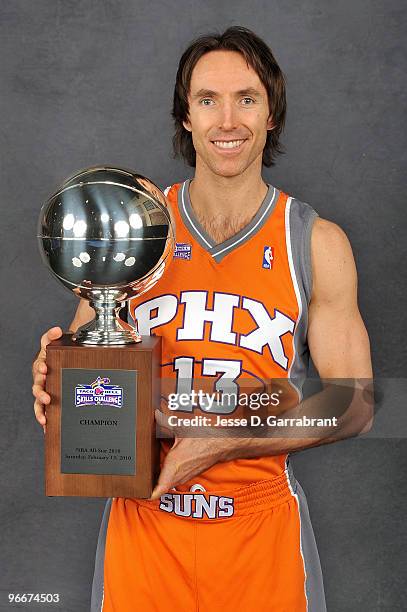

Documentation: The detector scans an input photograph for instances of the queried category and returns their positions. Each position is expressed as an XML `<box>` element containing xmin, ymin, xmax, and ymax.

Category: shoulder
<box><xmin>311</xmin><ymin>217</ymin><xmax>354</xmax><ymax>260</ymax></box>
<box><xmin>310</xmin><ymin>217</ymin><xmax>357</xmax><ymax>302</ymax></box>
<box><xmin>283</xmin><ymin>189</ymin><xmax>358</xmax><ymax>304</ymax></box>
<box><xmin>285</xmin><ymin>190</ymin><xmax>352</xmax><ymax>256</ymax></box>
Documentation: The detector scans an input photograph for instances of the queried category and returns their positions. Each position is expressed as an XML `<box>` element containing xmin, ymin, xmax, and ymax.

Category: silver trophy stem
<box><xmin>73</xmin><ymin>292</ymin><xmax>141</xmax><ymax>345</ymax></box>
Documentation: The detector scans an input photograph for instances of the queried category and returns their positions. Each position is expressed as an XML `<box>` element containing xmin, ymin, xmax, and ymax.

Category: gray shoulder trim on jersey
<box><xmin>90</xmin><ymin>498</ymin><xmax>112</xmax><ymax>612</ymax></box>
<box><xmin>286</xmin><ymin>462</ymin><xmax>327</xmax><ymax>612</ymax></box>
<box><xmin>290</xmin><ymin>198</ymin><xmax>319</xmax><ymax>306</ymax></box>
<box><xmin>286</xmin><ymin>198</ymin><xmax>319</xmax><ymax>397</ymax></box>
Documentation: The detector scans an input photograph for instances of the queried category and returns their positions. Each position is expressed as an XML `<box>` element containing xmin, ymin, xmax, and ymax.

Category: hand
<box><xmin>149</xmin><ymin>410</ymin><xmax>240</xmax><ymax>500</ymax></box>
<box><xmin>32</xmin><ymin>327</ymin><xmax>63</xmax><ymax>433</ymax></box>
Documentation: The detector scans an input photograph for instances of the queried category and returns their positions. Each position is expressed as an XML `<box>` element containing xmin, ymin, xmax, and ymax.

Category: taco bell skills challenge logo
<box><xmin>75</xmin><ymin>376</ymin><xmax>123</xmax><ymax>408</ymax></box>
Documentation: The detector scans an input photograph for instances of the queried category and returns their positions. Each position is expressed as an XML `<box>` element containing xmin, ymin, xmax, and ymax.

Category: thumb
<box><xmin>40</xmin><ymin>327</ymin><xmax>63</xmax><ymax>353</ymax></box>
<box><xmin>48</xmin><ymin>326</ymin><xmax>63</xmax><ymax>340</ymax></box>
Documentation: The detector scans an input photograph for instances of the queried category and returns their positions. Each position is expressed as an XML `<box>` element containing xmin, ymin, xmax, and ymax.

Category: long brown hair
<box><xmin>172</xmin><ymin>26</ymin><xmax>287</xmax><ymax>168</ymax></box>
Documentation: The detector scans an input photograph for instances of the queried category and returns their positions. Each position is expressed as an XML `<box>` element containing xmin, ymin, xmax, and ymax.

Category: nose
<box><xmin>218</xmin><ymin>100</ymin><xmax>238</xmax><ymax>131</ymax></box>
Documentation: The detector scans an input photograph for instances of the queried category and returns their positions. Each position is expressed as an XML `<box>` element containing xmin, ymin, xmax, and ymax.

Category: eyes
<box><xmin>199</xmin><ymin>97</ymin><xmax>256</xmax><ymax>106</ymax></box>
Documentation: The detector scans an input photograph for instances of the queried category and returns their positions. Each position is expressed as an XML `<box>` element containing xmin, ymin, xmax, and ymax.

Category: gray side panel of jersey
<box><xmin>289</xmin><ymin>198</ymin><xmax>319</xmax><ymax>397</ymax></box>
<box><xmin>286</xmin><ymin>464</ymin><xmax>327</xmax><ymax>611</ymax></box>
<box><xmin>90</xmin><ymin>498</ymin><xmax>112</xmax><ymax>612</ymax></box>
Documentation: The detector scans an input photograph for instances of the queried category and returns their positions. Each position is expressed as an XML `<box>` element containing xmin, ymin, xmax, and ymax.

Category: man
<box><xmin>32</xmin><ymin>26</ymin><xmax>372</xmax><ymax>611</ymax></box>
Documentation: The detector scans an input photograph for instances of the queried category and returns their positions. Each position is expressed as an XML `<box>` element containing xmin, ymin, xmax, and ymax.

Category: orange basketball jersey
<box><xmin>127</xmin><ymin>178</ymin><xmax>319</xmax><ymax>490</ymax></box>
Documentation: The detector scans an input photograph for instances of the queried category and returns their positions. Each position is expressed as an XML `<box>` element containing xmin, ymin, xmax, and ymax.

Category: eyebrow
<box><xmin>191</xmin><ymin>87</ymin><xmax>263</xmax><ymax>99</ymax></box>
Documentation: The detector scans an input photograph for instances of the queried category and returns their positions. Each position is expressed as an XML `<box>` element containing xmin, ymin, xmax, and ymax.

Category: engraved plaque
<box><xmin>61</xmin><ymin>369</ymin><xmax>137</xmax><ymax>475</ymax></box>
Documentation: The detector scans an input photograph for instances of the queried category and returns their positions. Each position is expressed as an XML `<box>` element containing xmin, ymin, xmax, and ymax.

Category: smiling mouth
<box><xmin>211</xmin><ymin>139</ymin><xmax>246</xmax><ymax>150</ymax></box>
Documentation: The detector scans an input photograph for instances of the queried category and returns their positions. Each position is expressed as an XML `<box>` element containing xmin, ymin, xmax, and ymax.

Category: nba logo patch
<box><xmin>262</xmin><ymin>246</ymin><xmax>274</xmax><ymax>269</ymax></box>
<box><xmin>174</xmin><ymin>243</ymin><xmax>192</xmax><ymax>260</ymax></box>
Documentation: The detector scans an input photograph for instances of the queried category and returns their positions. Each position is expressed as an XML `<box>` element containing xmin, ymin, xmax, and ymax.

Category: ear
<box><xmin>267</xmin><ymin>115</ymin><xmax>275</xmax><ymax>131</ymax></box>
<box><xmin>183</xmin><ymin>119</ymin><xmax>192</xmax><ymax>132</ymax></box>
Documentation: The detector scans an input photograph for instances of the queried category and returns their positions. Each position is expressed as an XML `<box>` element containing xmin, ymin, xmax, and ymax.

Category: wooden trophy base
<box><xmin>45</xmin><ymin>334</ymin><xmax>161</xmax><ymax>498</ymax></box>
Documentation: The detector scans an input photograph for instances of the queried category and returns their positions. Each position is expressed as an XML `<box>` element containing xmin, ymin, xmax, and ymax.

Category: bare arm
<box><xmin>32</xmin><ymin>299</ymin><xmax>95</xmax><ymax>430</ymax></box>
<box><xmin>307</xmin><ymin>218</ymin><xmax>372</xmax><ymax>379</ymax></box>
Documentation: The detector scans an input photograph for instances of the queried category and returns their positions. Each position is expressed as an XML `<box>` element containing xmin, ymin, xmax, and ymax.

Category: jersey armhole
<box><xmin>301</xmin><ymin>208</ymin><xmax>319</xmax><ymax>305</ymax></box>
<box><xmin>288</xmin><ymin>197</ymin><xmax>319</xmax><ymax>307</ymax></box>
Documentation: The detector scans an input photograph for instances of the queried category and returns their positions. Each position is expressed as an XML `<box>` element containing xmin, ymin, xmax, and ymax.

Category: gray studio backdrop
<box><xmin>1</xmin><ymin>1</ymin><xmax>406</xmax><ymax>611</ymax></box>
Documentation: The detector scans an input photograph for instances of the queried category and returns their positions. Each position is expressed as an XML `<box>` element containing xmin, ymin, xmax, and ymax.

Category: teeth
<box><xmin>213</xmin><ymin>140</ymin><xmax>245</xmax><ymax>149</ymax></box>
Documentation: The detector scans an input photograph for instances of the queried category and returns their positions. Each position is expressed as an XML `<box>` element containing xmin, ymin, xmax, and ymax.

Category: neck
<box><xmin>189</xmin><ymin>158</ymin><xmax>268</xmax><ymax>220</ymax></box>
<box><xmin>188</xmin><ymin>159</ymin><xmax>270</xmax><ymax>244</ymax></box>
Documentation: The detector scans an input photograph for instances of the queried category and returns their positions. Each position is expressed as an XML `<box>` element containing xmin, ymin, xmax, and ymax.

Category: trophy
<box><xmin>37</xmin><ymin>166</ymin><xmax>175</xmax><ymax>498</ymax></box>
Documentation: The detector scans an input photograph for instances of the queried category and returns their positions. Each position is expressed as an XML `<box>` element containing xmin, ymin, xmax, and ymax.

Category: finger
<box><xmin>32</xmin><ymin>369</ymin><xmax>45</xmax><ymax>388</ymax></box>
<box><xmin>33</xmin><ymin>399</ymin><xmax>46</xmax><ymax>425</ymax></box>
<box><xmin>150</xmin><ymin>453</ymin><xmax>180</xmax><ymax>500</ymax></box>
<box><xmin>33</xmin><ymin>368</ymin><xmax>46</xmax><ymax>387</ymax></box>
<box><xmin>150</xmin><ymin>480</ymin><xmax>172</xmax><ymax>501</ymax></box>
<box><xmin>35</xmin><ymin>327</ymin><xmax>62</xmax><ymax>375</ymax></box>
<box><xmin>32</xmin><ymin>359</ymin><xmax>43</xmax><ymax>378</ymax></box>
<box><xmin>37</xmin><ymin>361</ymin><xmax>47</xmax><ymax>375</ymax></box>
<box><xmin>32</xmin><ymin>361</ymin><xmax>47</xmax><ymax>391</ymax></box>
<box><xmin>32</xmin><ymin>385</ymin><xmax>51</xmax><ymax>405</ymax></box>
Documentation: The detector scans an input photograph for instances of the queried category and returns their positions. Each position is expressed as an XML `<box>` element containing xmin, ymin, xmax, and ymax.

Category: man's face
<box><xmin>183</xmin><ymin>50</ymin><xmax>274</xmax><ymax>178</ymax></box>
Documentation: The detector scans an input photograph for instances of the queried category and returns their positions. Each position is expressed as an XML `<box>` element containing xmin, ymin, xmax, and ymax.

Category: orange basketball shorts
<box><xmin>91</xmin><ymin>464</ymin><xmax>326</xmax><ymax>611</ymax></box>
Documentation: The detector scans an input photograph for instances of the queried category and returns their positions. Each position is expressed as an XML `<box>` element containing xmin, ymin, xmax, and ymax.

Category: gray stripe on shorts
<box><xmin>286</xmin><ymin>463</ymin><xmax>327</xmax><ymax>611</ymax></box>
<box><xmin>90</xmin><ymin>498</ymin><xmax>112</xmax><ymax>612</ymax></box>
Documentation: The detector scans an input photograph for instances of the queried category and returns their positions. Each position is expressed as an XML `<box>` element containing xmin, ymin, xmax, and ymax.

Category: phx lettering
<box><xmin>133</xmin><ymin>290</ymin><xmax>295</xmax><ymax>369</ymax></box>
<box><xmin>159</xmin><ymin>493</ymin><xmax>234</xmax><ymax>519</ymax></box>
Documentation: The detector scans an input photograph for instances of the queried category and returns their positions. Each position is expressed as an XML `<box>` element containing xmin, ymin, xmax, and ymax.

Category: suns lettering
<box><xmin>159</xmin><ymin>494</ymin><xmax>235</xmax><ymax>519</ymax></box>
<box><xmin>193</xmin><ymin>494</ymin><xmax>218</xmax><ymax>519</ymax></box>
<box><xmin>159</xmin><ymin>493</ymin><xmax>174</xmax><ymax>513</ymax></box>
<box><xmin>174</xmin><ymin>494</ymin><xmax>194</xmax><ymax>517</ymax></box>
<box><xmin>132</xmin><ymin>291</ymin><xmax>295</xmax><ymax>368</ymax></box>
<box><xmin>217</xmin><ymin>496</ymin><xmax>234</xmax><ymax>517</ymax></box>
